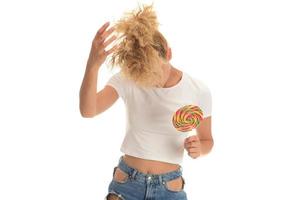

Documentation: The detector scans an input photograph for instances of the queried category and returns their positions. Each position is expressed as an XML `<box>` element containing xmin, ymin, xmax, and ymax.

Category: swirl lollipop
<box><xmin>172</xmin><ymin>105</ymin><xmax>204</xmax><ymax>136</ymax></box>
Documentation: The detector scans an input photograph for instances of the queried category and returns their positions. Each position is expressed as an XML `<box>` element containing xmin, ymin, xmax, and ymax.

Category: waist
<box><xmin>123</xmin><ymin>154</ymin><xmax>181</xmax><ymax>174</ymax></box>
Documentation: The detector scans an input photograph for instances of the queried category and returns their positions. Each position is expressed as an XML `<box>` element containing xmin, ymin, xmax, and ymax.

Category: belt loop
<box><xmin>131</xmin><ymin>169</ymin><xmax>137</xmax><ymax>180</ymax></box>
<box><xmin>159</xmin><ymin>175</ymin><xmax>163</xmax><ymax>184</ymax></box>
<box><xmin>179</xmin><ymin>166</ymin><xmax>183</xmax><ymax>172</ymax></box>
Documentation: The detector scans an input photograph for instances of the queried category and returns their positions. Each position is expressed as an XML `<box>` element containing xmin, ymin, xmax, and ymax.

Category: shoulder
<box><xmin>106</xmin><ymin>70</ymin><xmax>133</xmax><ymax>101</ymax></box>
<box><xmin>106</xmin><ymin>70</ymin><xmax>136</xmax><ymax>93</ymax></box>
<box><xmin>184</xmin><ymin>72</ymin><xmax>212</xmax><ymax>117</ymax></box>
<box><xmin>109</xmin><ymin>70</ymin><xmax>123</xmax><ymax>80</ymax></box>
<box><xmin>184</xmin><ymin>72</ymin><xmax>211</xmax><ymax>94</ymax></box>
<box><xmin>108</xmin><ymin>71</ymin><xmax>131</xmax><ymax>84</ymax></box>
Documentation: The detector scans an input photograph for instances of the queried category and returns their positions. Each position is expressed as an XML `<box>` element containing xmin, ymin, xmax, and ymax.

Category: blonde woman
<box><xmin>79</xmin><ymin>4</ymin><xmax>214</xmax><ymax>200</ymax></box>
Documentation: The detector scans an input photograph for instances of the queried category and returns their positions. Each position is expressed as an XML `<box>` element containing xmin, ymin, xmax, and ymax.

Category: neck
<box><xmin>160</xmin><ymin>63</ymin><xmax>179</xmax><ymax>88</ymax></box>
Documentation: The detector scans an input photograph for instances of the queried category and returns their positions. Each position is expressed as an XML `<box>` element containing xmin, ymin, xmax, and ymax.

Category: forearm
<box><xmin>199</xmin><ymin>139</ymin><xmax>214</xmax><ymax>156</ymax></box>
<box><xmin>79</xmin><ymin>64</ymin><xmax>99</xmax><ymax>117</ymax></box>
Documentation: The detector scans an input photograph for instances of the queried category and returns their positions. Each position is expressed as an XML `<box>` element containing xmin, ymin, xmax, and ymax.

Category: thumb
<box><xmin>184</xmin><ymin>137</ymin><xmax>189</xmax><ymax>146</ymax></box>
<box><xmin>184</xmin><ymin>136</ymin><xmax>192</xmax><ymax>144</ymax></box>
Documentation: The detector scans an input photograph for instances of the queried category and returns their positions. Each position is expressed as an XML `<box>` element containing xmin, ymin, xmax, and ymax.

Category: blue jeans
<box><xmin>105</xmin><ymin>155</ymin><xmax>188</xmax><ymax>200</ymax></box>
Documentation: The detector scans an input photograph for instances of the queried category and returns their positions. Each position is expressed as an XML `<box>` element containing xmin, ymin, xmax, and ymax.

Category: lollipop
<box><xmin>172</xmin><ymin>105</ymin><xmax>204</xmax><ymax>136</ymax></box>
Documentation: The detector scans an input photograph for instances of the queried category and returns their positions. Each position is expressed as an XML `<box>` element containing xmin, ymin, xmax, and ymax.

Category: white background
<box><xmin>0</xmin><ymin>0</ymin><xmax>299</xmax><ymax>199</ymax></box>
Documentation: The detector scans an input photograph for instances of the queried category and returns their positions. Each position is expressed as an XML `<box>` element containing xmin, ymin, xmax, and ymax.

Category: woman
<box><xmin>79</xmin><ymin>4</ymin><xmax>214</xmax><ymax>200</ymax></box>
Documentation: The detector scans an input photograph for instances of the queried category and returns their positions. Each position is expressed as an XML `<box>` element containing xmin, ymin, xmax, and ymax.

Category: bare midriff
<box><xmin>123</xmin><ymin>154</ymin><xmax>181</xmax><ymax>175</ymax></box>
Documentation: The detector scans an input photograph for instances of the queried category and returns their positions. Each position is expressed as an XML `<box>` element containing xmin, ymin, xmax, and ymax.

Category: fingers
<box><xmin>187</xmin><ymin>147</ymin><xmax>200</xmax><ymax>153</ymax></box>
<box><xmin>184</xmin><ymin>141</ymin><xmax>199</xmax><ymax>149</ymax></box>
<box><xmin>94</xmin><ymin>21</ymin><xmax>110</xmax><ymax>40</ymax></box>
<box><xmin>95</xmin><ymin>26</ymin><xmax>115</xmax><ymax>44</ymax></box>
<box><xmin>185</xmin><ymin>143</ymin><xmax>201</xmax><ymax>158</ymax></box>
<box><xmin>184</xmin><ymin>135</ymin><xmax>201</xmax><ymax>159</ymax></box>
<box><xmin>184</xmin><ymin>135</ymin><xmax>199</xmax><ymax>144</ymax></box>
<box><xmin>101</xmin><ymin>26</ymin><xmax>116</xmax><ymax>40</ymax></box>
<box><xmin>94</xmin><ymin>22</ymin><xmax>116</xmax><ymax>44</ymax></box>
<box><xmin>105</xmin><ymin>43</ymin><xmax>119</xmax><ymax>56</ymax></box>
<box><xmin>188</xmin><ymin>152</ymin><xmax>200</xmax><ymax>159</ymax></box>
<box><xmin>103</xmin><ymin>34</ymin><xmax>117</xmax><ymax>48</ymax></box>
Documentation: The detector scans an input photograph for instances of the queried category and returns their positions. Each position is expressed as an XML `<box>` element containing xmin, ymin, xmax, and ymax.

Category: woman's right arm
<box><xmin>79</xmin><ymin>21</ymin><xmax>119</xmax><ymax>118</ymax></box>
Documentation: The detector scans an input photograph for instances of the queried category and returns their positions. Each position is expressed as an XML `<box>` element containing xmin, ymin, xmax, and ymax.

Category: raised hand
<box><xmin>87</xmin><ymin>21</ymin><xmax>119</xmax><ymax>70</ymax></box>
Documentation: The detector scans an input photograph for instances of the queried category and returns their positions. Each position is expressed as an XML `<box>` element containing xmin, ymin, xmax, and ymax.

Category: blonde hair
<box><xmin>108</xmin><ymin>3</ymin><xmax>169</xmax><ymax>88</ymax></box>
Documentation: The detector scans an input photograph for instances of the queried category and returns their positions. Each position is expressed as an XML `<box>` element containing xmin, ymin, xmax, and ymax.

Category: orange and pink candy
<box><xmin>172</xmin><ymin>105</ymin><xmax>204</xmax><ymax>133</ymax></box>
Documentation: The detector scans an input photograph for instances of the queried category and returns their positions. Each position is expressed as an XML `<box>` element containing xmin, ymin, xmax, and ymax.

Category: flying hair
<box><xmin>107</xmin><ymin>3</ymin><xmax>169</xmax><ymax>88</ymax></box>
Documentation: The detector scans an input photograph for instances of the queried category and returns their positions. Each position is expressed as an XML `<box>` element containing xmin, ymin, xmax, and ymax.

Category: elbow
<box><xmin>79</xmin><ymin>106</ymin><xmax>96</xmax><ymax>118</ymax></box>
<box><xmin>79</xmin><ymin>100</ymin><xmax>96</xmax><ymax>118</ymax></box>
<box><xmin>208</xmin><ymin>140</ymin><xmax>214</xmax><ymax>154</ymax></box>
<box><xmin>80</xmin><ymin>112</ymin><xmax>95</xmax><ymax>118</ymax></box>
<box><xmin>203</xmin><ymin>139</ymin><xmax>214</xmax><ymax>156</ymax></box>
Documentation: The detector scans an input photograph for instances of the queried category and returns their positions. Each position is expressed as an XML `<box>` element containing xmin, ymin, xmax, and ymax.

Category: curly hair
<box><xmin>107</xmin><ymin>3</ymin><xmax>169</xmax><ymax>88</ymax></box>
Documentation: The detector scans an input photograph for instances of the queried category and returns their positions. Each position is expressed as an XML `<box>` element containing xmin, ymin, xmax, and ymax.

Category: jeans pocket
<box><xmin>163</xmin><ymin>175</ymin><xmax>185</xmax><ymax>193</ymax></box>
<box><xmin>112</xmin><ymin>166</ymin><xmax>130</xmax><ymax>184</ymax></box>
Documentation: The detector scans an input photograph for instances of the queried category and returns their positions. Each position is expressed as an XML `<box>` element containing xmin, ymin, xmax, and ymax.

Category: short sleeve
<box><xmin>201</xmin><ymin>87</ymin><xmax>212</xmax><ymax>118</ymax></box>
<box><xmin>196</xmin><ymin>80</ymin><xmax>212</xmax><ymax>118</ymax></box>
<box><xmin>105</xmin><ymin>72</ymin><xmax>126</xmax><ymax>100</ymax></box>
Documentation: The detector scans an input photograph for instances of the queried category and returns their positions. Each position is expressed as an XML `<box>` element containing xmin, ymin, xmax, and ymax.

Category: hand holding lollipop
<box><xmin>172</xmin><ymin>105</ymin><xmax>204</xmax><ymax>159</ymax></box>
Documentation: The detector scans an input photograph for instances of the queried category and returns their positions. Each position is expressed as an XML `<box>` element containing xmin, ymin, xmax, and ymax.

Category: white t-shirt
<box><xmin>106</xmin><ymin>70</ymin><xmax>212</xmax><ymax>164</ymax></box>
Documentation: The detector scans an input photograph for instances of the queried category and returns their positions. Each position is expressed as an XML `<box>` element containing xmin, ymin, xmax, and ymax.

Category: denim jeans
<box><xmin>105</xmin><ymin>155</ymin><xmax>188</xmax><ymax>200</ymax></box>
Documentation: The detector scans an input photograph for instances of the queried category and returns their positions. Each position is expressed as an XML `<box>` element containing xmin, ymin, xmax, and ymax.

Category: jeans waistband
<box><xmin>114</xmin><ymin>155</ymin><xmax>183</xmax><ymax>185</ymax></box>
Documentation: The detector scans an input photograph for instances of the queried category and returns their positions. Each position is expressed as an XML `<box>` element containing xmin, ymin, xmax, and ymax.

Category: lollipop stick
<box><xmin>187</xmin><ymin>129</ymin><xmax>197</xmax><ymax>138</ymax></box>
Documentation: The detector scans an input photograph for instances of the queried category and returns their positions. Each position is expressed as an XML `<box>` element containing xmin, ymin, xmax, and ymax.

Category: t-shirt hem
<box><xmin>120</xmin><ymin>145</ymin><xmax>183</xmax><ymax>165</ymax></box>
